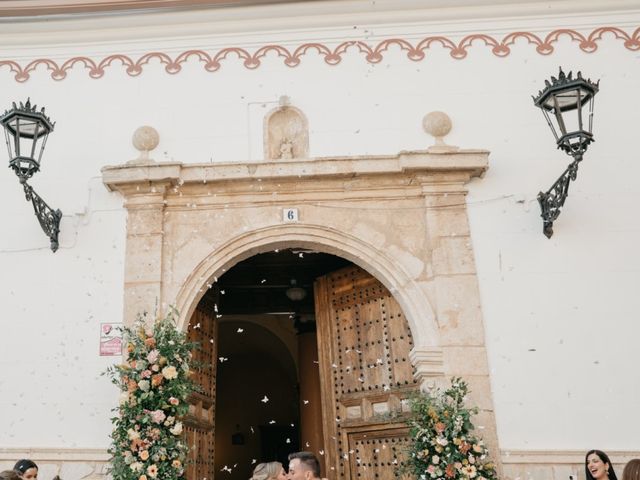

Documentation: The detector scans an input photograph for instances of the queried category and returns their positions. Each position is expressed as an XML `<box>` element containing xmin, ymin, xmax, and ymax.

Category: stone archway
<box><xmin>102</xmin><ymin>140</ymin><xmax>501</xmax><ymax>474</ymax></box>
<box><xmin>173</xmin><ymin>224</ymin><xmax>439</xmax><ymax>351</ymax></box>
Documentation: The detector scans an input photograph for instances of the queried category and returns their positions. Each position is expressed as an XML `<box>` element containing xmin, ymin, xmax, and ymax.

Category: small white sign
<box><xmin>283</xmin><ymin>208</ymin><xmax>299</xmax><ymax>223</ymax></box>
<box><xmin>100</xmin><ymin>322</ymin><xmax>124</xmax><ymax>356</ymax></box>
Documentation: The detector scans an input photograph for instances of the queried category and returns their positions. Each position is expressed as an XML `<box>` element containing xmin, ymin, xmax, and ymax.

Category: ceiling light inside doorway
<box><xmin>285</xmin><ymin>278</ymin><xmax>306</xmax><ymax>301</ymax></box>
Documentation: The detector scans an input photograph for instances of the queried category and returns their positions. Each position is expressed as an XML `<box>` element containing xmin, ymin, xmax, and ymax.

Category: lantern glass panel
<box><xmin>543</xmin><ymin>85</ymin><xmax>593</xmax><ymax>112</ymax></box>
<box><xmin>7</xmin><ymin>116</ymin><xmax>45</xmax><ymax>138</ymax></box>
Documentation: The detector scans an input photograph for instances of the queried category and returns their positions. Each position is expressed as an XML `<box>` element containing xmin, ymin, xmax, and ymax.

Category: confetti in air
<box><xmin>286</xmin><ymin>438</ymin><xmax>291</xmax><ymax>443</ymax></box>
<box><xmin>218</xmin><ymin>357</ymin><xmax>228</xmax><ymax>363</ymax></box>
<box><xmin>269</xmin><ymin>420</ymin><xmax>276</xmax><ymax>424</ymax></box>
<box><xmin>303</xmin><ymin>400</ymin><xmax>309</xmax><ymax>405</ymax></box>
<box><xmin>261</xmin><ymin>395</ymin><xmax>269</xmax><ymax>403</ymax></box>
<box><xmin>237</xmin><ymin>328</ymin><xmax>244</xmax><ymax>333</ymax></box>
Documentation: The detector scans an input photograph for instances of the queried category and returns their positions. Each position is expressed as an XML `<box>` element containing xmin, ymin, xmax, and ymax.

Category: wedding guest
<box><xmin>0</xmin><ymin>471</ymin><xmax>21</xmax><ymax>480</ymax></box>
<box><xmin>586</xmin><ymin>450</ymin><xmax>619</xmax><ymax>480</ymax></box>
<box><xmin>250</xmin><ymin>461</ymin><xmax>287</xmax><ymax>480</ymax></box>
<box><xmin>622</xmin><ymin>459</ymin><xmax>640</xmax><ymax>480</ymax></box>
<box><xmin>13</xmin><ymin>460</ymin><xmax>38</xmax><ymax>480</ymax></box>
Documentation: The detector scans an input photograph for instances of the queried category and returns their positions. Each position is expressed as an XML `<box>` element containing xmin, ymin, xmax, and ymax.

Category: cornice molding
<box><xmin>2</xmin><ymin>27</ymin><xmax>638</xmax><ymax>83</ymax></box>
<box><xmin>101</xmin><ymin>150</ymin><xmax>489</xmax><ymax>196</ymax></box>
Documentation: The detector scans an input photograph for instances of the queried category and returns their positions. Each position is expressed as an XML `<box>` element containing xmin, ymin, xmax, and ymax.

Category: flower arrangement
<box><xmin>105</xmin><ymin>311</ymin><xmax>198</xmax><ymax>480</ymax></box>
<box><xmin>404</xmin><ymin>378</ymin><xmax>498</xmax><ymax>480</ymax></box>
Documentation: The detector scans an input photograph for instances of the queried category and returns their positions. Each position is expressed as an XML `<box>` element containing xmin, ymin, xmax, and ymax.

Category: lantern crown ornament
<box><xmin>533</xmin><ymin>68</ymin><xmax>599</xmax><ymax>156</ymax></box>
<box><xmin>0</xmin><ymin>98</ymin><xmax>55</xmax><ymax>182</ymax></box>
<box><xmin>1</xmin><ymin>99</ymin><xmax>61</xmax><ymax>252</ymax></box>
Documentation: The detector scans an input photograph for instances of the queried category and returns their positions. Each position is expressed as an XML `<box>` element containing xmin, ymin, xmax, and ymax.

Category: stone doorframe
<box><xmin>102</xmin><ymin>143</ymin><xmax>501</xmax><ymax>463</ymax></box>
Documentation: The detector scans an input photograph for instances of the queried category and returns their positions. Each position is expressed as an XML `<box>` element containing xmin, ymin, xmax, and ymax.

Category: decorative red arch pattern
<box><xmin>2</xmin><ymin>26</ymin><xmax>638</xmax><ymax>82</ymax></box>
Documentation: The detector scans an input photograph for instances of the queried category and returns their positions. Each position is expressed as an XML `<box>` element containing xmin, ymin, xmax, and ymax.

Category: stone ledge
<box><xmin>102</xmin><ymin>150</ymin><xmax>489</xmax><ymax>193</ymax></box>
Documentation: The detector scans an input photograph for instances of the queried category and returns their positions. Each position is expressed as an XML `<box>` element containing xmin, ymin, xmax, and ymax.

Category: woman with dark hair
<box><xmin>622</xmin><ymin>459</ymin><xmax>640</xmax><ymax>480</ymax></box>
<box><xmin>13</xmin><ymin>460</ymin><xmax>38</xmax><ymax>480</ymax></box>
<box><xmin>586</xmin><ymin>450</ymin><xmax>618</xmax><ymax>480</ymax></box>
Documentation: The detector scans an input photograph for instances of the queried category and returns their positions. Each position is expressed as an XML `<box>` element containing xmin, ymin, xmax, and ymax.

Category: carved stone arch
<box><xmin>174</xmin><ymin>224</ymin><xmax>439</xmax><ymax>351</ymax></box>
<box><xmin>264</xmin><ymin>104</ymin><xmax>309</xmax><ymax>159</ymax></box>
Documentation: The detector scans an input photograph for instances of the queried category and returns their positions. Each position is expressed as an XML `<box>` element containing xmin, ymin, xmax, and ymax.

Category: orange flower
<box><xmin>459</xmin><ymin>441</ymin><xmax>471</xmax><ymax>454</ymax></box>
<box><xmin>127</xmin><ymin>379</ymin><xmax>138</xmax><ymax>393</ymax></box>
<box><xmin>445</xmin><ymin>464</ymin><xmax>456</xmax><ymax>478</ymax></box>
<box><xmin>127</xmin><ymin>343</ymin><xmax>135</xmax><ymax>353</ymax></box>
<box><xmin>172</xmin><ymin>460</ymin><xmax>182</xmax><ymax>469</ymax></box>
<box><xmin>151</xmin><ymin>374</ymin><xmax>164</xmax><ymax>387</ymax></box>
<box><xmin>435</xmin><ymin>422</ymin><xmax>446</xmax><ymax>433</ymax></box>
<box><xmin>139</xmin><ymin>475</ymin><xmax>147</xmax><ymax>480</ymax></box>
<box><xmin>130</xmin><ymin>438</ymin><xmax>144</xmax><ymax>452</ymax></box>
<box><xmin>145</xmin><ymin>337</ymin><xmax>156</xmax><ymax>348</ymax></box>
<box><xmin>139</xmin><ymin>450</ymin><xmax>149</xmax><ymax>461</ymax></box>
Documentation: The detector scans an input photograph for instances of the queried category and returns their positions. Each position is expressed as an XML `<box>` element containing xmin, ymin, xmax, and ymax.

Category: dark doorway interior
<box><xmin>215</xmin><ymin>248</ymin><xmax>350</xmax><ymax>316</ymax></box>
<box><xmin>209</xmin><ymin>248</ymin><xmax>350</xmax><ymax>479</ymax></box>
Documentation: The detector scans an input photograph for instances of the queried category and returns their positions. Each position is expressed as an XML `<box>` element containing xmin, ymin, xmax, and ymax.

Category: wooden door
<box><xmin>185</xmin><ymin>297</ymin><xmax>218</xmax><ymax>480</ymax></box>
<box><xmin>314</xmin><ymin>265</ymin><xmax>417</xmax><ymax>480</ymax></box>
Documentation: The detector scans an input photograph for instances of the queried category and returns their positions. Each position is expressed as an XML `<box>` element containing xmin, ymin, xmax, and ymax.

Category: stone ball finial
<box><xmin>130</xmin><ymin>125</ymin><xmax>159</xmax><ymax>163</ymax></box>
<box><xmin>422</xmin><ymin>111</ymin><xmax>458</xmax><ymax>152</ymax></box>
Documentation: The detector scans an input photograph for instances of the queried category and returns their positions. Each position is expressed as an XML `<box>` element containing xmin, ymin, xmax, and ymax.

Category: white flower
<box><xmin>138</xmin><ymin>380</ymin><xmax>150</xmax><ymax>392</ymax></box>
<box><xmin>119</xmin><ymin>392</ymin><xmax>130</xmax><ymax>405</ymax></box>
<box><xmin>164</xmin><ymin>416</ymin><xmax>175</xmax><ymax>426</ymax></box>
<box><xmin>436</xmin><ymin>437</ymin><xmax>449</xmax><ymax>446</ymax></box>
<box><xmin>170</xmin><ymin>421</ymin><xmax>183</xmax><ymax>435</ymax></box>
<box><xmin>162</xmin><ymin>365</ymin><xmax>178</xmax><ymax>380</ymax></box>
<box><xmin>127</xmin><ymin>428</ymin><xmax>140</xmax><ymax>440</ymax></box>
<box><xmin>432</xmin><ymin>455</ymin><xmax>440</xmax><ymax>465</ymax></box>
<box><xmin>130</xmin><ymin>463</ymin><xmax>143</xmax><ymax>472</ymax></box>
<box><xmin>462</xmin><ymin>465</ymin><xmax>477</xmax><ymax>478</ymax></box>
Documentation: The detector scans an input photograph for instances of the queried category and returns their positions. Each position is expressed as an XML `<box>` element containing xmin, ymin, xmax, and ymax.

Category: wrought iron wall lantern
<box><xmin>533</xmin><ymin>68</ymin><xmax>599</xmax><ymax>238</ymax></box>
<box><xmin>1</xmin><ymin>99</ymin><xmax>62</xmax><ymax>252</ymax></box>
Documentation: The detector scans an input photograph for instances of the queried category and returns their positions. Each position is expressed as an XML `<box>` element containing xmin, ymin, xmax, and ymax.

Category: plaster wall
<box><xmin>0</xmin><ymin>1</ymin><xmax>639</xmax><ymax>476</ymax></box>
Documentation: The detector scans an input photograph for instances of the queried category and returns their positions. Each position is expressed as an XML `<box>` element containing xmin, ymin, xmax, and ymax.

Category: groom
<box><xmin>287</xmin><ymin>451</ymin><xmax>327</xmax><ymax>480</ymax></box>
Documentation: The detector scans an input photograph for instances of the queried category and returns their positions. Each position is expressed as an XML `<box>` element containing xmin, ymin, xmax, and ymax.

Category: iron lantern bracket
<box><xmin>537</xmin><ymin>153</ymin><xmax>582</xmax><ymax>239</ymax></box>
<box><xmin>21</xmin><ymin>180</ymin><xmax>62</xmax><ymax>252</ymax></box>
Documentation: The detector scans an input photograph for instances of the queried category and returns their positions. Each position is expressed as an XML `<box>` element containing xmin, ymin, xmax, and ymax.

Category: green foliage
<box><xmin>404</xmin><ymin>378</ymin><xmax>498</xmax><ymax>480</ymax></box>
<box><xmin>104</xmin><ymin>311</ymin><xmax>198</xmax><ymax>480</ymax></box>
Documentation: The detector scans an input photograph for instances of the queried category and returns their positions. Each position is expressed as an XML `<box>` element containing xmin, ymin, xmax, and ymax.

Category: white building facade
<box><xmin>0</xmin><ymin>1</ymin><xmax>639</xmax><ymax>479</ymax></box>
